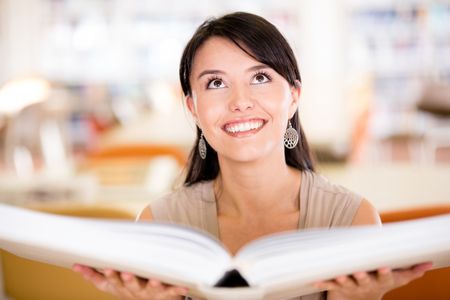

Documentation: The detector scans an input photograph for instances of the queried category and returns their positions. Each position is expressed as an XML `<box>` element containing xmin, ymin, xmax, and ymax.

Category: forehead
<box><xmin>191</xmin><ymin>36</ymin><xmax>261</xmax><ymax>73</ymax></box>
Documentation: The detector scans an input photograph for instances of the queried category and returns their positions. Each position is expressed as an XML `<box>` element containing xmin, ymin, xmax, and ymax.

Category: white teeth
<box><xmin>225</xmin><ymin>120</ymin><xmax>264</xmax><ymax>133</ymax></box>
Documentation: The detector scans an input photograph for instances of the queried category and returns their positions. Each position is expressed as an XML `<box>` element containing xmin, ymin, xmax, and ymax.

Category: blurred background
<box><xmin>0</xmin><ymin>0</ymin><xmax>450</xmax><ymax>213</ymax></box>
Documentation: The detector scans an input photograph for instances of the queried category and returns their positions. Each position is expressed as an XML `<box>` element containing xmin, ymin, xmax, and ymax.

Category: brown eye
<box><xmin>255</xmin><ymin>74</ymin><xmax>265</xmax><ymax>82</ymax></box>
<box><xmin>207</xmin><ymin>78</ymin><xmax>226</xmax><ymax>89</ymax></box>
<box><xmin>251</xmin><ymin>72</ymin><xmax>271</xmax><ymax>84</ymax></box>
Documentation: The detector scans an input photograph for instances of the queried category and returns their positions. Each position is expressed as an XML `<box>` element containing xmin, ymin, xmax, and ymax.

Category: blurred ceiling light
<box><xmin>0</xmin><ymin>77</ymin><xmax>51</xmax><ymax>115</ymax></box>
<box><xmin>72</xmin><ymin>19</ymin><xmax>108</xmax><ymax>51</ymax></box>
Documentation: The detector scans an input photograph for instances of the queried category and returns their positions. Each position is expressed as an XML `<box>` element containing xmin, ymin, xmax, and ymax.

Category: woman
<box><xmin>74</xmin><ymin>12</ymin><xmax>431</xmax><ymax>300</ymax></box>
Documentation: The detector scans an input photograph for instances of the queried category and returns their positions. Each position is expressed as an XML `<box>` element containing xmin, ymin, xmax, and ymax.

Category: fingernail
<box><xmin>104</xmin><ymin>269</ymin><xmax>114</xmax><ymax>276</ymax></box>
<box><xmin>72</xmin><ymin>264</ymin><xmax>81</xmax><ymax>272</ymax></box>
<box><xmin>122</xmin><ymin>273</ymin><xmax>132</xmax><ymax>281</ymax></box>
<box><xmin>418</xmin><ymin>262</ymin><xmax>433</xmax><ymax>271</ymax></box>
<box><xmin>150</xmin><ymin>279</ymin><xmax>160</xmax><ymax>287</ymax></box>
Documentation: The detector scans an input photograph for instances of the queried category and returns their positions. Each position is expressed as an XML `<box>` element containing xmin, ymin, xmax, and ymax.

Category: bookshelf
<box><xmin>345</xmin><ymin>1</ymin><xmax>450</xmax><ymax>162</ymax></box>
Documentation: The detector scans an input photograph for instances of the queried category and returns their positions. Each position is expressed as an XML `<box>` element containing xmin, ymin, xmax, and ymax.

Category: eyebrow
<box><xmin>197</xmin><ymin>69</ymin><xmax>225</xmax><ymax>80</ymax></box>
<box><xmin>196</xmin><ymin>64</ymin><xmax>270</xmax><ymax>80</ymax></box>
<box><xmin>247</xmin><ymin>64</ymin><xmax>270</xmax><ymax>72</ymax></box>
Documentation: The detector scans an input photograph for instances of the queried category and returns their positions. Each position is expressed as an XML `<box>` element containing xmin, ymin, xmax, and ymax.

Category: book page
<box><xmin>234</xmin><ymin>214</ymin><xmax>450</xmax><ymax>291</ymax></box>
<box><xmin>0</xmin><ymin>203</ymin><xmax>231</xmax><ymax>287</ymax></box>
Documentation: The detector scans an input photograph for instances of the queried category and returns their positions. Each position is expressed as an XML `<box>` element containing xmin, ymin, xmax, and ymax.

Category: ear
<box><xmin>186</xmin><ymin>95</ymin><xmax>199</xmax><ymax>124</ymax></box>
<box><xmin>288</xmin><ymin>80</ymin><xmax>301</xmax><ymax>119</ymax></box>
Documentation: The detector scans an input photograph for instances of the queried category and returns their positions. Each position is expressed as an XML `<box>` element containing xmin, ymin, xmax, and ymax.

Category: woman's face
<box><xmin>187</xmin><ymin>37</ymin><xmax>300</xmax><ymax>163</ymax></box>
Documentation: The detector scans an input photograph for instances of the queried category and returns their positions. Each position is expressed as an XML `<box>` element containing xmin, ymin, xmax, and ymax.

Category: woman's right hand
<box><xmin>73</xmin><ymin>264</ymin><xmax>188</xmax><ymax>300</ymax></box>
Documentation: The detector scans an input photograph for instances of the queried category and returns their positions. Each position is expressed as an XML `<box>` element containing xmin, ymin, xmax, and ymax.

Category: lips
<box><xmin>222</xmin><ymin>118</ymin><xmax>266</xmax><ymax>136</ymax></box>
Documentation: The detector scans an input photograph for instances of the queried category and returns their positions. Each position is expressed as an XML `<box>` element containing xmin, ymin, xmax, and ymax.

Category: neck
<box><xmin>214</xmin><ymin>153</ymin><xmax>301</xmax><ymax>218</ymax></box>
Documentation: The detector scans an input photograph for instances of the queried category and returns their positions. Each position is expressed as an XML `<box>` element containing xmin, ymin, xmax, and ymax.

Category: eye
<box><xmin>207</xmin><ymin>77</ymin><xmax>226</xmax><ymax>89</ymax></box>
<box><xmin>251</xmin><ymin>71</ymin><xmax>271</xmax><ymax>85</ymax></box>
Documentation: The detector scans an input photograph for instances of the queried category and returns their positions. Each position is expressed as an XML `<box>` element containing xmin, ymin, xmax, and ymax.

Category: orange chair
<box><xmin>381</xmin><ymin>205</ymin><xmax>450</xmax><ymax>300</ymax></box>
<box><xmin>81</xmin><ymin>144</ymin><xmax>188</xmax><ymax>187</ymax></box>
<box><xmin>87</xmin><ymin>144</ymin><xmax>187</xmax><ymax>166</ymax></box>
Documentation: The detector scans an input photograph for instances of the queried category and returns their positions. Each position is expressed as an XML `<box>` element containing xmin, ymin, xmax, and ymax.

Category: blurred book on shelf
<box><xmin>346</xmin><ymin>1</ymin><xmax>450</xmax><ymax>164</ymax></box>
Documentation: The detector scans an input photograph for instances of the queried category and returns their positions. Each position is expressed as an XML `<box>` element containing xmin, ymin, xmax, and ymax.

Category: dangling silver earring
<box><xmin>198</xmin><ymin>132</ymin><xmax>207</xmax><ymax>159</ymax></box>
<box><xmin>284</xmin><ymin>120</ymin><xmax>299</xmax><ymax>149</ymax></box>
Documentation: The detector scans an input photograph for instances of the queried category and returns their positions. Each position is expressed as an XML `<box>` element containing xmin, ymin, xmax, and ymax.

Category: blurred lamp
<box><xmin>0</xmin><ymin>77</ymin><xmax>51</xmax><ymax>179</ymax></box>
<box><xmin>0</xmin><ymin>77</ymin><xmax>51</xmax><ymax>115</ymax></box>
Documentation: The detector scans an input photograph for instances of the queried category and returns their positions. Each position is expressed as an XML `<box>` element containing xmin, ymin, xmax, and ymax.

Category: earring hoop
<box><xmin>284</xmin><ymin>120</ymin><xmax>299</xmax><ymax>149</ymax></box>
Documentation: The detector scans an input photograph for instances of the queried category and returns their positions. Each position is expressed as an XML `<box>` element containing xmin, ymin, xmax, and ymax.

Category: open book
<box><xmin>0</xmin><ymin>203</ymin><xmax>449</xmax><ymax>300</ymax></box>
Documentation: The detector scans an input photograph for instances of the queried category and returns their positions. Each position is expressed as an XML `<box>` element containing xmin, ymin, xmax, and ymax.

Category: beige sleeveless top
<box><xmin>148</xmin><ymin>171</ymin><xmax>362</xmax><ymax>300</ymax></box>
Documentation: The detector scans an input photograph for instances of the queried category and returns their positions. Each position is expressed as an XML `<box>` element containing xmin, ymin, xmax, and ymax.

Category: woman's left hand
<box><xmin>314</xmin><ymin>262</ymin><xmax>433</xmax><ymax>300</ymax></box>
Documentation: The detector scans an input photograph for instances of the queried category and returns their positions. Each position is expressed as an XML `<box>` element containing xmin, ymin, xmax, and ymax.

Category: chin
<box><xmin>221</xmin><ymin>147</ymin><xmax>274</xmax><ymax>164</ymax></box>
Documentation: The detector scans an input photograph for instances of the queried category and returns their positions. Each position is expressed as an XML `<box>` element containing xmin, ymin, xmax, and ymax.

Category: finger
<box><xmin>75</xmin><ymin>265</ymin><xmax>103</xmax><ymax>282</ymax></box>
<box><xmin>145</xmin><ymin>279</ymin><xmax>188</xmax><ymax>300</ymax></box>
<box><xmin>377</xmin><ymin>267</ymin><xmax>394</xmax><ymax>286</ymax></box>
<box><xmin>72</xmin><ymin>264</ymin><xmax>94</xmax><ymax>275</ymax></box>
<box><xmin>174</xmin><ymin>286</ymin><xmax>189</xmax><ymax>296</ymax></box>
<box><xmin>107</xmin><ymin>271</ymin><xmax>141</xmax><ymax>299</ymax></box>
<box><xmin>103</xmin><ymin>269</ymin><xmax>125</xmax><ymax>288</ymax></box>
<box><xmin>145</xmin><ymin>279</ymin><xmax>166</xmax><ymax>295</ymax></box>
<box><xmin>353</xmin><ymin>271</ymin><xmax>372</xmax><ymax>287</ymax></box>
<box><xmin>335</xmin><ymin>275</ymin><xmax>357</xmax><ymax>289</ymax></box>
<box><xmin>407</xmin><ymin>262</ymin><xmax>433</xmax><ymax>281</ymax></box>
<box><xmin>75</xmin><ymin>265</ymin><xmax>110</xmax><ymax>292</ymax></box>
<box><xmin>121</xmin><ymin>272</ymin><xmax>145</xmax><ymax>294</ymax></box>
<box><xmin>157</xmin><ymin>285</ymin><xmax>189</xmax><ymax>299</ymax></box>
<box><xmin>413</xmin><ymin>262</ymin><xmax>433</xmax><ymax>273</ymax></box>
<box><xmin>149</xmin><ymin>280</ymin><xmax>172</xmax><ymax>300</ymax></box>
<box><xmin>105</xmin><ymin>270</ymin><xmax>141</xmax><ymax>299</ymax></box>
<box><xmin>72</xmin><ymin>263</ymin><xmax>82</xmax><ymax>272</ymax></box>
<box><xmin>314</xmin><ymin>280</ymin><xmax>340</xmax><ymax>291</ymax></box>
<box><xmin>393</xmin><ymin>263</ymin><xmax>431</xmax><ymax>285</ymax></box>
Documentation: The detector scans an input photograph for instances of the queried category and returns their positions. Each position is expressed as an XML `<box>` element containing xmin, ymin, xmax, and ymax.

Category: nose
<box><xmin>228</xmin><ymin>85</ymin><xmax>254</xmax><ymax>112</ymax></box>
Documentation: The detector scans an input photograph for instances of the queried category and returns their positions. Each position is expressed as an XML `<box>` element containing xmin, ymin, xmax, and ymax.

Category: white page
<box><xmin>234</xmin><ymin>214</ymin><xmax>450</xmax><ymax>286</ymax></box>
<box><xmin>0</xmin><ymin>203</ymin><xmax>231</xmax><ymax>286</ymax></box>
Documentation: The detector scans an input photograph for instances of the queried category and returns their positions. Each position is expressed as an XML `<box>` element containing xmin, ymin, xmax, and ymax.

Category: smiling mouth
<box><xmin>223</xmin><ymin>119</ymin><xmax>266</xmax><ymax>137</ymax></box>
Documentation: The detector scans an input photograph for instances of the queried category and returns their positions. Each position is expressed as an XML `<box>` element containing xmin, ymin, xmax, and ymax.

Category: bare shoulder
<box><xmin>136</xmin><ymin>206</ymin><xmax>154</xmax><ymax>222</ymax></box>
<box><xmin>351</xmin><ymin>198</ymin><xmax>382</xmax><ymax>226</ymax></box>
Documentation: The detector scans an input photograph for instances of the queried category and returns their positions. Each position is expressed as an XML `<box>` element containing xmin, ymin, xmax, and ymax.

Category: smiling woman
<box><xmin>185</xmin><ymin>36</ymin><xmax>301</xmax><ymax>165</ymax></box>
<box><xmin>74</xmin><ymin>12</ymin><xmax>431</xmax><ymax>300</ymax></box>
<box><xmin>179</xmin><ymin>13</ymin><xmax>314</xmax><ymax>184</ymax></box>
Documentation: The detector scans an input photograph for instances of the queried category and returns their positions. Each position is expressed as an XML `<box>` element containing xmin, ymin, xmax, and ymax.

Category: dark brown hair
<box><xmin>180</xmin><ymin>12</ymin><xmax>315</xmax><ymax>186</ymax></box>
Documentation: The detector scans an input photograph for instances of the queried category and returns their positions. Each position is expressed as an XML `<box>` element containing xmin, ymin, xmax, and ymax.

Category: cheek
<box><xmin>256</xmin><ymin>85</ymin><xmax>292</xmax><ymax>116</ymax></box>
<box><xmin>194</xmin><ymin>95</ymin><xmax>226</xmax><ymax>127</ymax></box>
